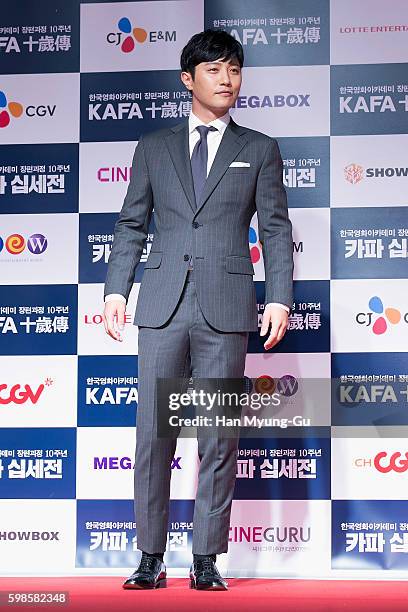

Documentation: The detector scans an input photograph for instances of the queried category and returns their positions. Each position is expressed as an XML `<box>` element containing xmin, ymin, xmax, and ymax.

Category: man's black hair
<box><xmin>180</xmin><ymin>29</ymin><xmax>244</xmax><ymax>78</ymax></box>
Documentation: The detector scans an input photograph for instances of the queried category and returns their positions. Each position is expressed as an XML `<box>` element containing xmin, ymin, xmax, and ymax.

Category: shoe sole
<box><xmin>190</xmin><ymin>579</ymin><xmax>228</xmax><ymax>591</ymax></box>
<box><xmin>123</xmin><ymin>578</ymin><xmax>167</xmax><ymax>589</ymax></box>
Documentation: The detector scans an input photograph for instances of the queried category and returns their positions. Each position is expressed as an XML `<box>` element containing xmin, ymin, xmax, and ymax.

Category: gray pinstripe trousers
<box><xmin>134</xmin><ymin>272</ymin><xmax>249</xmax><ymax>555</ymax></box>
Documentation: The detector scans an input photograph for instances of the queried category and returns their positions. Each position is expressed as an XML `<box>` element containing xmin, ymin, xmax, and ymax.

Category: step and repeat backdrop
<box><xmin>1</xmin><ymin>0</ymin><xmax>408</xmax><ymax>577</ymax></box>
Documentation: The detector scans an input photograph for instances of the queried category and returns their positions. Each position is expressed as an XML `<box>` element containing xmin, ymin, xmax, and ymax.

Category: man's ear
<box><xmin>180</xmin><ymin>70</ymin><xmax>193</xmax><ymax>91</ymax></box>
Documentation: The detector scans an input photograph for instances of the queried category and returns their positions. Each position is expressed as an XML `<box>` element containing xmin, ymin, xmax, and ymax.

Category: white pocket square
<box><xmin>229</xmin><ymin>161</ymin><xmax>251</xmax><ymax>167</ymax></box>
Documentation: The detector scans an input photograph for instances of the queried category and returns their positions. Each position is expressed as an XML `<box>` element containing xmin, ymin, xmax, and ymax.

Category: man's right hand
<box><xmin>103</xmin><ymin>300</ymin><xmax>126</xmax><ymax>342</ymax></box>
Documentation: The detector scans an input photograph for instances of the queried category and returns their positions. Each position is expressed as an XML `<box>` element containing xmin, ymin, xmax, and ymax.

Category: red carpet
<box><xmin>1</xmin><ymin>577</ymin><xmax>408</xmax><ymax>611</ymax></box>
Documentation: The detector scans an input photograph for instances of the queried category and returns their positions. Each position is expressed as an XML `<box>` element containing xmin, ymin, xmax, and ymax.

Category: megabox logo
<box><xmin>0</xmin><ymin>233</ymin><xmax>48</xmax><ymax>255</ymax></box>
<box><xmin>107</xmin><ymin>17</ymin><xmax>176</xmax><ymax>53</ymax></box>
<box><xmin>234</xmin><ymin>93</ymin><xmax>310</xmax><ymax>109</ymax></box>
<box><xmin>93</xmin><ymin>455</ymin><xmax>182</xmax><ymax>470</ymax></box>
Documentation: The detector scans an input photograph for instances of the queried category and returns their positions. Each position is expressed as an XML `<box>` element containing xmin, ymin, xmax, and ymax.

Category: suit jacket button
<box><xmin>183</xmin><ymin>254</ymin><xmax>190</xmax><ymax>261</ymax></box>
<box><xmin>192</xmin><ymin>221</ymin><xmax>199</xmax><ymax>229</ymax></box>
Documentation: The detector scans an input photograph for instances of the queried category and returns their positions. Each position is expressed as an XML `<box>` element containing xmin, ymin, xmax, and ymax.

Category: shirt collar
<box><xmin>188</xmin><ymin>110</ymin><xmax>230</xmax><ymax>136</ymax></box>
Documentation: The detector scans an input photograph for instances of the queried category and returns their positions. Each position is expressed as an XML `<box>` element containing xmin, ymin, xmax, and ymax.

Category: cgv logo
<box><xmin>0</xmin><ymin>90</ymin><xmax>56</xmax><ymax>128</ymax></box>
<box><xmin>374</xmin><ymin>451</ymin><xmax>408</xmax><ymax>473</ymax></box>
<box><xmin>0</xmin><ymin>381</ymin><xmax>52</xmax><ymax>405</ymax></box>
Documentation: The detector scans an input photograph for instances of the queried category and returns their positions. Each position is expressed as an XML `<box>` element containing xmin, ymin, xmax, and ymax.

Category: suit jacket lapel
<box><xmin>165</xmin><ymin>121</ymin><xmax>196</xmax><ymax>213</ymax></box>
<box><xmin>195</xmin><ymin>118</ymin><xmax>248</xmax><ymax>216</ymax></box>
<box><xmin>164</xmin><ymin>117</ymin><xmax>248</xmax><ymax>216</ymax></box>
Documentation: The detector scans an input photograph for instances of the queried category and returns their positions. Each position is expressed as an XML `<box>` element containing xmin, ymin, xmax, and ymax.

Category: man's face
<box><xmin>182</xmin><ymin>58</ymin><xmax>242</xmax><ymax>114</ymax></box>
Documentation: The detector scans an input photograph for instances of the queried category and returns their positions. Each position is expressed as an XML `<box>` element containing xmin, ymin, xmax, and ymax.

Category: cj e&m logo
<box><xmin>0</xmin><ymin>233</ymin><xmax>48</xmax><ymax>255</ymax></box>
<box><xmin>249</xmin><ymin>224</ymin><xmax>302</xmax><ymax>264</ymax></box>
<box><xmin>249</xmin><ymin>225</ymin><xmax>262</xmax><ymax>263</ymax></box>
<box><xmin>0</xmin><ymin>90</ymin><xmax>23</xmax><ymax>128</ymax></box>
<box><xmin>0</xmin><ymin>89</ymin><xmax>56</xmax><ymax>128</ymax></box>
<box><xmin>344</xmin><ymin>163</ymin><xmax>408</xmax><ymax>184</ymax></box>
<box><xmin>356</xmin><ymin>295</ymin><xmax>406</xmax><ymax>335</ymax></box>
<box><xmin>107</xmin><ymin>17</ymin><xmax>176</xmax><ymax>53</ymax></box>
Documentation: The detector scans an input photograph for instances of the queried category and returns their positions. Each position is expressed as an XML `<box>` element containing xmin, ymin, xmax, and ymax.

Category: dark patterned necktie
<box><xmin>190</xmin><ymin>125</ymin><xmax>217</xmax><ymax>207</ymax></box>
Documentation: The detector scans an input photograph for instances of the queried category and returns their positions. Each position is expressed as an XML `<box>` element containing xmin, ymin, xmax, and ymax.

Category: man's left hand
<box><xmin>260</xmin><ymin>305</ymin><xmax>288</xmax><ymax>350</ymax></box>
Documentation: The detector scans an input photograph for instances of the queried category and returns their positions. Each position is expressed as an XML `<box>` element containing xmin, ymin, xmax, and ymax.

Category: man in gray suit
<box><xmin>103</xmin><ymin>29</ymin><xmax>293</xmax><ymax>591</ymax></box>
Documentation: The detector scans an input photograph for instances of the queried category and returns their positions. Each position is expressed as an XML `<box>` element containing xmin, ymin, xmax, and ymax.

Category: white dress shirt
<box><xmin>105</xmin><ymin>110</ymin><xmax>289</xmax><ymax>315</ymax></box>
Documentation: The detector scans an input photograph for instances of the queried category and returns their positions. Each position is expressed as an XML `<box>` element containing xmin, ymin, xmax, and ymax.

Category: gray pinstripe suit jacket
<box><xmin>104</xmin><ymin>117</ymin><xmax>293</xmax><ymax>332</ymax></box>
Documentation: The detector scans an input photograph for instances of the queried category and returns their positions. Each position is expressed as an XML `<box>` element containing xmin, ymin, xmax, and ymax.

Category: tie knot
<box><xmin>196</xmin><ymin>124</ymin><xmax>217</xmax><ymax>139</ymax></box>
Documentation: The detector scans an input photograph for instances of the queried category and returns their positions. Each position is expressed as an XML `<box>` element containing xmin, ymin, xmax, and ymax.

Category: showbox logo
<box><xmin>107</xmin><ymin>17</ymin><xmax>176</xmax><ymax>53</ymax></box>
<box><xmin>344</xmin><ymin>163</ymin><xmax>408</xmax><ymax>184</ymax></box>
<box><xmin>344</xmin><ymin>163</ymin><xmax>364</xmax><ymax>184</ymax></box>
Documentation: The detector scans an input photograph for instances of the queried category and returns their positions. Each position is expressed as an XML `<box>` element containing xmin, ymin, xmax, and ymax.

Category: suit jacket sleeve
<box><xmin>104</xmin><ymin>136</ymin><xmax>153</xmax><ymax>303</ymax></box>
<box><xmin>255</xmin><ymin>138</ymin><xmax>294</xmax><ymax>309</ymax></box>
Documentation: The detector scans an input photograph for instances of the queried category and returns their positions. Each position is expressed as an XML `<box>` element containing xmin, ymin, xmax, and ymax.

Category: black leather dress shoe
<box><xmin>189</xmin><ymin>557</ymin><xmax>228</xmax><ymax>590</ymax></box>
<box><xmin>123</xmin><ymin>554</ymin><xmax>167</xmax><ymax>589</ymax></box>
